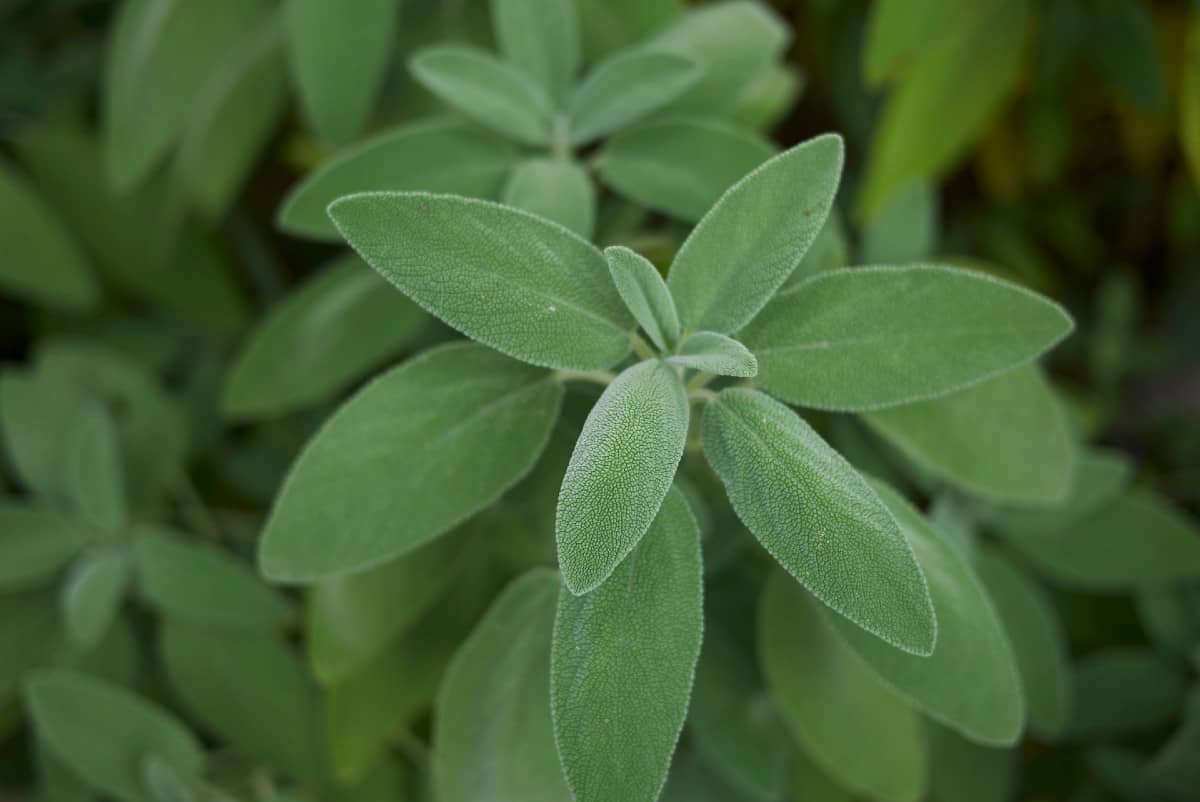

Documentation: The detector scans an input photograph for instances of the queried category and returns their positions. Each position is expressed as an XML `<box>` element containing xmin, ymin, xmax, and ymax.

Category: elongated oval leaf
<box><xmin>569</xmin><ymin>50</ymin><xmax>700</xmax><ymax>144</ymax></box>
<box><xmin>742</xmin><ymin>266</ymin><xmax>1073</xmax><ymax>411</ymax></box>
<box><xmin>984</xmin><ymin>448</ymin><xmax>1131</xmax><ymax>537</ymax></box>
<box><xmin>0</xmin><ymin>506</ymin><xmax>87</xmax><ymax>591</ymax></box>
<box><xmin>668</xmin><ymin>134</ymin><xmax>844</xmax><ymax>334</ymax></box>
<box><xmin>25</xmin><ymin>670</ymin><xmax>204</xmax><ymax>802</ymax></box>
<box><xmin>491</xmin><ymin>0</ymin><xmax>579</xmax><ymax>103</ymax></box>
<box><xmin>330</xmin><ymin>193</ymin><xmax>633</xmax><ymax>370</ymax></box>
<box><xmin>702</xmin><ymin>388</ymin><xmax>935</xmax><ymax>655</ymax></box>
<box><xmin>223</xmin><ymin>256</ymin><xmax>430</xmax><ymax>419</ymax></box>
<box><xmin>667</xmin><ymin>332</ymin><xmax>757</xmax><ymax>378</ymax></box>
<box><xmin>604</xmin><ymin>245</ymin><xmax>680</xmax><ymax>351</ymax></box>
<box><xmin>410</xmin><ymin>45</ymin><xmax>553</xmax><ymax>146</ymax></box>
<box><xmin>502</xmin><ymin>158</ymin><xmax>595</xmax><ymax>238</ymax></box>
<box><xmin>556</xmin><ymin>359</ymin><xmax>689</xmax><ymax>594</ymax></box>
<box><xmin>62</xmin><ymin>549</ymin><xmax>131</xmax><ymax>650</ymax></box>
<box><xmin>434</xmin><ymin>569</ymin><xmax>569</xmax><ymax>802</ymax></box>
<box><xmin>827</xmin><ymin>481</ymin><xmax>1025</xmax><ymax>746</ymax></box>
<box><xmin>286</xmin><ymin>0</ymin><xmax>398</xmax><ymax>144</ymax></box>
<box><xmin>863</xmin><ymin>366</ymin><xmax>1076</xmax><ymax>505</ymax></box>
<box><xmin>261</xmin><ymin>343</ymin><xmax>562</xmax><ymax>581</ymax></box>
<box><xmin>552</xmin><ymin>488</ymin><xmax>702</xmax><ymax>802</ymax></box>
<box><xmin>65</xmin><ymin>402</ymin><xmax>127</xmax><ymax>534</ymax></box>
<box><xmin>598</xmin><ymin>118</ymin><xmax>775</xmax><ymax>224</ymax></box>
<box><xmin>761</xmin><ymin>570</ymin><xmax>927</xmax><ymax>802</ymax></box>
<box><xmin>277</xmin><ymin>119</ymin><xmax>518</xmax><ymax>240</ymax></box>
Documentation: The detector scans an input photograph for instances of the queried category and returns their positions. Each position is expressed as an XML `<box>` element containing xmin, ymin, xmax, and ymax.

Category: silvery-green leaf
<box><xmin>1008</xmin><ymin>488</ymin><xmax>1200</xmax><ymax>590</ymax></box>
<box><xmin>667</xmin><ymin>332</ymin><xmax>757</xmax><ymax>378</ymax></box>
<box><xmin>863</xmin><ymin>366</ymin><xmax>1076</xmax><ymax>505</ymax></box>
<box><xmin>727</xmin><ymin>63</ymin><xmax>802</xmax><ymax>131</ymax></box>
<box><xmin>577</xmin><ymin>0</ymin><xmax>682</xmax><ymax>62</ymax></box>
<box><xmin>502</xmin><ymin>158</ymin><xmax>595</xmax><ymax>238</ymax></box>
<box><xmin>286</xmin><ymin>0</ymin><xmax>398</xmax><ymax>144</ymax></box>
<box><xmin>552</xmin><ymin>488</ymin><xmax>702</xmax><ymax>802</ymax></box>
<box><xmin>223</xmin><ymin>256</ymin><xmax>431</xmax><ymax>420</ymax></box>
<box><xmin>329</xmin><ymin>193</ymin><xmax>633</xmax><ymax>370</ymax></box>
<box><xmin>65</xmin><ymin>402</ymin><xmax>126</xmax><ymax>534</ymax></box>
<box><xmin>760</xmin><ymin>570</ymin><xmax>927</xmax><ymax>802</ymax></box>
<box><xmin>1067</xmin><ymin>648</ymin><xmax>1185</xmax><ymax>740</ymax></box>
<box><xmin>0</xmin><ymin>158</ymin><xmax>96</xmax><ymax>310</ymax></box>
<box><xmin>261</xmin><ymin>343</ymin><xmax>562</xmax><ymax>581</ymax></box>
<box><xmin>556</xmin><ymin>360</ymin><xmax>689</xmax><ymax>594</ymax></box>
<box><xmin>985</xmin><ymin>448</ymin><xmax>1131</xmax><ymax>537</ymax></box>
<box><xmin>604</xmin><ymin>245</ymin><xmax>680</xmax><ymax>350</ymax></box>
<box><xmin>668</xmin><ymin>134</ymin><xmax>843</xmax><ymax>334</ymax></box>
<box><xmin>926</xmin><ymin>722</ymin><xmax>1015</xmax><ymax>802</ymax></box>
<box><xmin>62</xmin><ymin>548</ymin><xmax>131</xmax><ymax>650</ymax></box>
<box><xmin>743</xmin><ymin>266</ymin><xmax>1072</xmax><ymax>411</ymax></box>
<box><xmin>827</xmin><ymin>481</ymin><xmax>1025</xmax><ymax>746</ymax></box>
<box><xmin>702</xmin><ymin>388</ymin><xmax>935</xmax><ymax>655</ymax></box>
<box><xmin>410</xmin><ymin>45</ymin><xmax>553</xmax><ymax>146</ymax></box>
<box><xmin>25</xmin><ymin>670</ymin><xmax>204</xmax><ymax>802</ymax></box>
<box><xmin>0</xmin><ymin>506</ymin><xmax>87</xmax><ymax>591</ymax></box>
<box><xmin>598</xmin><ymin>117</ymin><xmax>775</xmax><ymax>224</ymax></box>
<box><xmin>569</xmin><ymin>49</ymin><xmax>700</xmax><ymax>144</ymax></box>
<box><xmin>779</xmin><ymin>208</ymin><xmax>848</xmax><ymax>293</ymax></box>
<box><xmin>860</xmin><ymin>183</ymin><xmax>939</xmax><ymax>265</ymax></box>
<box><xmin>277</xmin><ymin>119</ymin><xmax>518</xmax><ymax>241</ymax></box>
<box><xmin>490</xmin><ymin>0</ymin><xmax>579</xmax><ymax>103</ymax></box>
<box><xmin>433</xmin><ymin>570</ymin><xmax>569</xmax><ymax>802</ymax></box>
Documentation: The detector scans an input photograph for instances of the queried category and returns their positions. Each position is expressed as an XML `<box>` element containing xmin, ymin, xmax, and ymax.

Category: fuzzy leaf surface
<box><xmin>502</xmin><ymin>158</ymin><xmax>595</xmax><ymax>239</ymax></box>
<box><xmin>667</xmin><ymin>332</ymin><xmax>757</xmax><ymax>378</ymax></box>
<box><xmin>569</xmin><ymin>50</ymin><xmax>700</xmax><ymax>144</ymax></box>
<box><xmin>604</xmin><ymin>245</ymin><xmax>680</xmax><ymax>351</ymax></box>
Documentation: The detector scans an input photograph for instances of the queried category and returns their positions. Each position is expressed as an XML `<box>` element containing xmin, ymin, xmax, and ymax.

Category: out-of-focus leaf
<box><xmin>788</xmin><ymin>749</ymin><xmax>856</xmax><ymax>802</ymax></box>
<box><xmin>0</xmin><ymin>506</ymin><xmax>87</xmax><ymax>591</ymax></box>
<box><xmin>860</xmin><ymin>183</ymin><xmax>938</xmax><ymax>265</ymax></box>
<box><xmin>779</xmin><ymin>209</ymin><xmax>849</xmax><ymax>292</ymax></box>
<box><xmin>491</xmin><ymin>0</ymin><xmax>579</xmax><ymax>103</ymax></box>
<box><xmin>576</xmin><ymin>0</ymin><xmax>681</xmax><ymax>62</ymax></box>
<box><xmin>1088</xmin><ymin>0</ymin><xmax>1167</xmax><ymax>113</ymax></box>
<box><xmin>568</xmin><ymin>49</ymin><xmax>700</xmax><ymax>145</ymax></box>
<box><xmin>1146</xmin><ymin>689</ymin><xmax>1200</xmax><ymax>798</ymax></box>
<box><xmin>64</xmin><ymin>403</ymin><xmax>126</xmax><ymax>534</ymax></box>
<box><xmin>1067</xmin><ymin>649</ymin><xmax>1185</xmax><ymax>740</ymax></box>
<box><xmin>1</xmin><ymin>595</ymin><xmax>60</xmax><ymax>702</ymax></box>
<box><xmin>726</xmin><ymin>63</ymin><xmax>803</xmax><ymax>131</ymax></box>
<box><xmin>926</xmin><ymin>722</ymin><xmax>1015</xmax><ymax>802</ymax></box>
<box><xmin>985</xmin><ymin>448</ymin><xmax>1131</xmax><ymax>537</ymax></box>
<box><xmin>501</xmin><ymin>158</ymin><xmax>595</xmax><ymax>238</ymax></box>
<box><xmin>1183</xmin><ymin>11</ymin><xmax>1200</xmax><ymax>187</ymax></box>
<box><xmin>660</xmin><ymin>750</ymin><xmax>758</xmax><ymax>802</ymax></box>
<box><xmin>862</xmin><ymin>0</ymin><xmax>973</xmax><ymax>86</ymax></box>
<box><xmin>1137</xmin><ymin>584</ymin><xmax>1200</xmax><ymax>660</ymax></box>
<box><xmin>61</xmin><ymin>548</ymin><xmax>131</xmax><ymax>651</ymax></box>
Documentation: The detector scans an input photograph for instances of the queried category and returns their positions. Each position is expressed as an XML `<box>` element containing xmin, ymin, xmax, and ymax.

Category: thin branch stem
<box><xmin>686</xmin><ymin>371</ymin><xmax>715</xmax><ymax>394</ymax></box>
<box><xmin>630</xmin><ymin>333</ymin><xmax>656</xmax><ymax>360</ymax></box>
<box><xmin>689</xmin><ymin>387</ymin><xmax>717</xmax><ymax>405</ymax></box>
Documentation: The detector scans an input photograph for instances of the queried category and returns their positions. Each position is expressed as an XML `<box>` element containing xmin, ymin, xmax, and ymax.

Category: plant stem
<box><xmin>630</xmin><ymin>333</ymin><xmax>656</xmax><ymax>360</ymax></box>
<box><xmin>554</xmin><ymin>368</ymin><xmax>617</xmax><ymax>386</ymax></box>
<box><xmin>689</xmin><ymin>387</ymin><xmax>717</xmax><ymax>404</ymax></box>
<box><xmin>686</xmin><ymin>371</ymin><xmax>715</xmax><ymax>394</ymax></box>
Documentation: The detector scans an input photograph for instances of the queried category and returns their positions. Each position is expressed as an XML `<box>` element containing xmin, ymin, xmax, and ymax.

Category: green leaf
<box><xmin>1</xmin><ymin>595</ymin><xmax>61</xmax><ymax>702</ymax></box>
<box><xmin>552</xmin><ymin>488</ymin><xmax>703</xmax><ymax>802</ymax></box>
<box><xmin>861</xmin><ymin>0</ymin><xmax>971</xmax><ymax>86</ymax></box>
<box><xmin>726</xmin><ymin>63</ymin><xmax>802</xmax><ymax>131</ymax></box>
<box><xmin>925</xmin><ymin>722</ymin><xmax>1015</xmax><ymax>802</ymax></box>
<box><xmin>1067</xmin><ymin>649</ymin><xmax>1185</xmax><ymax>740</ymax></box>
<box><xmin>223</xmin><ymin>256</ymin><xmax>430</xmax><ymax>420</ymax></box>
<box><xmin>502</xmin><ymin>158</ymin><xmax>595</xmax><ymax>239</ymax></box>
<box><xmin>668</xmin><ymin>134</ymin><xmax>844</xmax><ymax>334</ymax></box>
<box><xmin>974</xmin><ymin>548</ymin><xmax>1072</xmax><ymax>738</ymax></box>
<box><xmin>661</xmin><ymin>750</ymin><xmax>759</xmax><ymax>802</ymax></box>
<box><xmin>286</xmin><ymin>0</ymin><xmax>399</xmax><ymax>144</ymax></box>
<box><xmin>598</xmin><ymin>117</ymin><xmax>776</xmax><ymax>224</ymax></box>
<box><xmin>576</xmin><ymin>0</ymin><xmax>682</xmax><ymax>62</ymax></box>
<box><xmin>260</xmin><ymin>343</ymin><xmax>562</xmax><ymax>581</ymax></box>
<box><xmin>604</xmin><ymin>245</ymin><xmax>680</xmax><ymax>351</ymax></box>
<box><xmin>860</xmin><ymin>183</ymin><xmax>939</xmax><ymax>265</ymax></box>
<box><xmin>1183</xmin><ymin>12</ymin><xmax>1200</xmax><ymax>187</ymax></box>
<box><xmin>1137</xmin><ymin>585</ymin><xmax>1200</xmax><ymax>660</ymax></box>
<box><xmin>65</xmin><ymin>402</ymin><xmax>127</xmax><ymax>534</ymax></box>
<box><xmin>490</xmin><ymin>0</ymin><xmax>579</xmax><ymax>103</ymax></box>
<box><xmin>0</xmin><ymin>158</ymin><xmax>96</xmax><ymax>310</ymax></box>
<box><xmin>0</xmin><ymin>506</ymin><xmax>87</xmax><ymax>591</ymax></box>
<box><xmin>25</xmin><ymin>670</ymin><xmax>204</xmax><ymax>802</ymax></box>
<box><xmin>277</xmin><ymin>119</ymin><xmax>518</xmax><ymax>241</ymax></box>
<box><xmin>62</xmin><ymin>549</ymin><xmax>131</xmax><ymax>650</ymax></box>
<box><xmin>742</xmin><ymin>266</ymin><xmax>1073</xmax><ymax>411</ymax></box>
<box><xmin>433</xmin><ymin>569</ymin><xmax>569</xmax><ymax>802</ymax></box>
<box><xmin>826</xmin><ymin>481</ymin><xmax>1025</xmax><ymax>746</ymax></box>
<box><xmin>1089</xmin><ymin>0</ymin><xmax>1167</xmax><ymax>113</ymax></box>
<box><xmin>556</xmin><ymin>359</ymin><xmax>689</xmax><ymax>594</ymax></box>
<box><xmin>329</xmin><ymin>193</ymin><xmax>633</xmax><ymax>370</ymax></box>
<box><xmin>569</xmin><ymin>49</ymin><xmax>700</xmax><ymax>144</ymax></box>
<box><xmin>0</xmin><ymin>367</ymin><xmax>79</xmax><ymax>500</ymax></box>
<box><xmin>102</xmin><ymin>0</ymin><xmax>271</xmax><ymax>191</ymax></box>
<box><xmin>760</xmin><ymin>570</ymin><xmax>927</xmax><ymax>802</ymax></box>
<box><xmin>863</xmin><ymin>366</ymin><xmax>1076</xmax><ymax>505</ymax></box>
<box><xmin>134</xmin><ymin>529</ymin><xmax>293</xmax><ymax>633</ymax></box>
<box><xmin>1008</xmin><ymin>488</ymin><xmax>1200</xmax><ymax>591</ymax></box>
<box><xmin>161</xmin><ymin>622</ymin><xmax>322</xmax><ymax>782</ymax></box>
<box><xmin>141</xmin><ymin>755</ymin><xmax>194</xmax><ymax>802</ymax></box>
<box><xmin>702</xmin><ymin>388</ymin><xmax>935</xmax><ymax>655</ymax></box>
<box><xmin>689</xmin><ymin>621</ymin><xmax>788</xmax><ymax>800</ymax></box>
<box><xmin>410</xmin><ymin>45</ymin><xmax>553</xmax><ymax>146</ymax></box>
<box><xmin>1146</xmin><ymin>689</ymin><xmax>1200</xmax><ymax>798</ymax></box>
<box><xmin>779</xmin><ymin>209</ymin><xmax>849</xmax><ymax>293</ymax></box>
<box><xmin>667</xmin><ymin>332</ymin><xmax>757</xmax><ymax>378</ymax></box>
<box><xmin>984</xmin><ymin>448</ymin><xmax>1131</xmax><ymax>537</ymax></box>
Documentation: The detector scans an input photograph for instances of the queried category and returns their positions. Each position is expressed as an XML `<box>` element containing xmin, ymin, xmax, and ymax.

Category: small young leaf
<box><xmin>223</xmin><ymin>256</ymin><xmax>430</xmax><ymax>420</ymax></box>
<box><xmin>598</xmin><ymin>117</ymin><xmax>775</xmax><ymax>223</ymax></box>
<box><xmin>434</xmin><ymin>569</ymin><xmax>569</xmax><ymax>802</ymax></box>
<box><xmin>65</xmin><ymin>402</ymin><xmax>127</xmax><ymax>534</ymax></box>
<box><xmin>552</xmin><ymin>488</ymin><xmax>703</xmax><ymax>802</ymax></box>
<box><xmin>568</xmin><ymin>49</ymin><xmax>700</xmax><ymax>145</ymax></box>
<box><xmin>604</xmin><ymin>245</ymin><xmax>680</xmax><ymax>350</ymax></box>
<box><xmin>667</xmin><ymin>332</ymin><xmax>757</xmax><ymax>378</ymax></box>
<box><xmin>261</xmin><ymin>343</ymin><xmax>562</xmax><ymax>581</ymax></box>
<box><xmin>863</xmin><ymin>366</ymin><xmax>1076</xmax><ymax>505</ymax></box>
<box><xmin>702</xmin><ymin>388</ymin><xmax>935</xmax><ymax>655</ymax></box>
<box><xmin>285</xmin><ymin>0</ymin><xmax>399</xmax><ymax>144</ymax></box>
<box><xmin>742</xmin><ymin>266</ymin><xmax>1073</xmax><ymax>411</ymax></box>
<box><xmin>984</xmin><ymin>448</ymin><xmax>1131</xmax><ymax>537</ymax></box>
<box><xmin>502</xmin><ymin>158</ymin><xmax>595</xmax><ymax>238</ymax></box>
<box><xmin>410</xmin><ymin>45</ymin><xmax>553</xmax><ymax>146</ymax></box>
<box><xmin>827</xmin><ymin>481</ymin><xmax>1025</xmax><ymax>746</ymax></box>
<box><xmin>760</xmin><ymin>570</ymin><xmax>927</xmax><ymax>802</ymax></box>
<box><xmin>277</xmin><ymin>119</ymin><xmax>518</xmax><ymax>241</ymax></box>
<box><xmin>329</xmin><ymin>193</ymin><xmax>633</xmax><ymax>370</ymax></box>
<box><xmin>62</xmin><ymin>548</ymin><xmax>131</xmax><ymax>650</ymax></box>
<box><xmin>0</xmin><ymin>506</ymin><xmax>87</xmax><ymax>591</ymax></box>
<box><xmin>1067</xmin><ymin>649</ymin><xmax>1185</xmax><ymax>739</ymax></box>
<box><xmin>490</xmin><ymin>0</ymin><xmax>580</xmax><ymax>104</ymax></box>
<box><xmin>556</xmin><ymin>359</ymin><xmax>689</xmax><ymax>594</ymax></box>
<box><xmin>668</xmin><ymin>134</ymin><xmax>844</xmax><ymax>334</ymax></box>
<box><xmin>25</xmin><ymin>670</ymin><xmax>204</xmax><ymax>802</ymax></box>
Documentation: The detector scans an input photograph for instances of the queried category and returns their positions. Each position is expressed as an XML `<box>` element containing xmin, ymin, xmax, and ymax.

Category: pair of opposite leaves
<box><xmin>259</xmin><ymin>131</ymin><xmax>1073</xmax><ymax>664</ymax></box>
